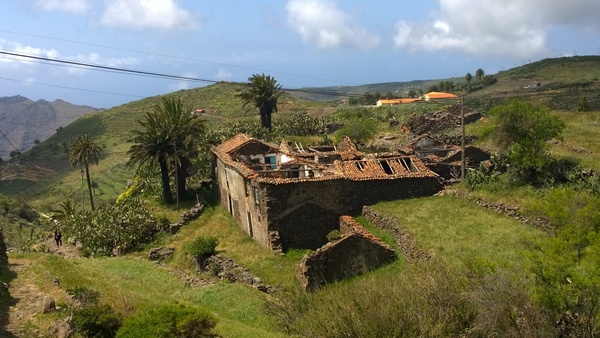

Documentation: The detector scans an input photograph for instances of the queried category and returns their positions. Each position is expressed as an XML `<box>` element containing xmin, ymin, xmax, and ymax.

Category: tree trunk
<box><xmin>159</xmin><ymin>158</ymin><xmax>174</xmax><ymax>204</ymax></box>
<box><xmin>259</xmin><ymin>106</ymin><xmax>271</xmax><ymax>129</ymax></box>
<box><xmin>176</xmin><ymin>161</ymin><xmax>187</xmax><ymax>201</ymax></box>
<box><xmin>84</xmin><ymin>161</ymin><xmax>95</xmax><ymax>211</ymax></box>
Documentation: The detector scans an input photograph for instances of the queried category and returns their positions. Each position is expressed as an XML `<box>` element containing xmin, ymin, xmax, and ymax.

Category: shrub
<box><xmin>188</xmin><ymin>237</ymin><xmax>219</xmax><ymax>259</ymax></box>
<box><xmin>62</xmin><ymin>197</ymin><xmax>161</xmax><ymax>256</ymax></box>
<box><xmin>116</xmin><ymin>304</ymin><xmax>218</xmax><ymax>338</ymax></box>
<box><xmin>326</xmin><ymin>230</ymin><xmax>341</xmax><ymax>242</ymax></box>
<box><xmin>280</xmin><ymin>112</ymin><xmax>326</xmax><ymax>136</ymax></box>
<box><xmin>67</xmin><ymin>286</ymin><xmax>100</xmax><ymax>307</ymax></box>
<box><xmin>336</xmin><ymin>117</ymin><xmax>378</xmax><ymax>144</ymax></box>
<box><xmin>72</xmin><ymin>304</ymin><xmax>122</xmax><ymax>338</ymax></box>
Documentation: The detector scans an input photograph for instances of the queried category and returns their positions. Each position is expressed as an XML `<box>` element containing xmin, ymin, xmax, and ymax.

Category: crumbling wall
<box><xmin>296</xmin><ymin>216</ymin><xmax>396</xmax><ymax>291</ymax></box>
<box><xmin>362</xmin><ymin>206</ymin><xmax>431</xmax><ymax>263</ymax></box>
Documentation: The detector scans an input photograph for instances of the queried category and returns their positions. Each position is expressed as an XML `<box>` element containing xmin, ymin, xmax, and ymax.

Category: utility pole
<box><xmin>461</xmin><ymin>96</ymin><xmax>466</xmax><ymax>181</ymax></box>
<box><xmin>174</xmin><ymin>142</ymin><xmax>179</xmax><ymax>211</ymax></box>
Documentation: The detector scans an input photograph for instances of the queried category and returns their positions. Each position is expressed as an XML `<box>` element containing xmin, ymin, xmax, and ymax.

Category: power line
<box><xmin>0</xmin><ymin>50</ymin><xmax>366</xmax><ymax>99</ymax></box>
<box><xmin>0</xmin><ymin>28</ymin><xmax>359</xmax><ymax>86</ymax></box>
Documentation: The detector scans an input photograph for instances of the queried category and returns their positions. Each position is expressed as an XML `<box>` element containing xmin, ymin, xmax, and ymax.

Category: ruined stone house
<box><xmin>399</xmin><ymin>134</ymin><xmax>491</xmax><ymax>179</ymax></box>
<box><xmin>212</xmin><ymin>133</ymin><xmax>443</xmax><ymax>251</ymax></box>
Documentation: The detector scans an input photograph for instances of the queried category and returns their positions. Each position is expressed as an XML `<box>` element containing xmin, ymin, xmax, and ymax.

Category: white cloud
<box><xmin>168</xmin><ymin>72</ymin><xmax>196</xmax><ymax>91</ymax></box>
<box><xmin>100</xmin><ymin>0</ymin><xmax>199</xmax><ymax>31</ymax></box>
<box><xmin>286</xmin><ymin>0</ymin><xmax>380</xmax><ymax>50</ymax></box>
<box><xmin>393</xmin><ymin>0</ymin><xmax>600</xmax><ymax>58</ymax></box>
<box><xmin>214</xmin><ymin>68</ymin><xmax>233</xmax><ymax>80</ymax></box>
<box><xmin>33</xmin><ymin>0</ymin><xmax>90</xmax><ymax>14</ymax></box>
<box><xmin>0</xmin><ymin>39</ymin><xmax>138</xmax><ymax>76</ymax></box>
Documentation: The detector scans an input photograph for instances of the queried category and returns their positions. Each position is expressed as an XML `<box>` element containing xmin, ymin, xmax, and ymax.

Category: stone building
<box><xmin>212</xmin><ymin>133</ymin><xmax>443</xmax><ymax>251</ymax></box>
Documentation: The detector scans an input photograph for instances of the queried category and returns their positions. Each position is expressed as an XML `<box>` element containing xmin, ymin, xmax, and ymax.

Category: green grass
<box><xmin>33</xmin><ymin>254</ymin><xmax>285</xmax><ymax>338</ymax></box>
<box><xmin>372</xmin><ymin>195</ymin><xmax>544</xmax><ymax>269</ymax></box>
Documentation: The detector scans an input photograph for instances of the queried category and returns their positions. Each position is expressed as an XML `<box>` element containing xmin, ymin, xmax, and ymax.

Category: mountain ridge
<box><xmin>0</xmin><ymin>95</ymin><xmax>99</xmax><ymax>159</ymax></box>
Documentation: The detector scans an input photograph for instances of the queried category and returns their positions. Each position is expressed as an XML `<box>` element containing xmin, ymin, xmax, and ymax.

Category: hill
<box><xmin>0</xmin><ymin>96</ymin><xmax>98</xmax><ymax>159</ymax></box>
<box><xmin>2</xmin><ymin>55</ymin><xmax>600</xmax><ymax>208</ymax></box>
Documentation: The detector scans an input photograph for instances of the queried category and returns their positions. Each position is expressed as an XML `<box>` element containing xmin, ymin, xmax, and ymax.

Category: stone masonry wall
<box><xmin>265</xmin><ymin>177</ymin><xmax>442</xmax><ymax>250</ymax></box>
<box><xmin>296</xmin><ymin>216</ymin><xmax>396</xmax><ymax>291</ymax></box>
<box><xmin>362</xmin><ymin>206</ymin><xmax>431</xmax><ymax>263</ymax></box>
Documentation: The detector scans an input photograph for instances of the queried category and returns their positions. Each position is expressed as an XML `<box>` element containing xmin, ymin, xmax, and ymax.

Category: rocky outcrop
<box><xmin>362</xmin><ymin>206</ymin><xmax>431</xmax><ymax>263</ymax></box>
<box><xmin>148</xmin><ymin>246</ymin><xmax>174</xmax><ymax>261</ymax></box>
<box><xmin>195</xmin><ymin>254</ymin><xmax>274</xmax><ymax>293</ymax></box>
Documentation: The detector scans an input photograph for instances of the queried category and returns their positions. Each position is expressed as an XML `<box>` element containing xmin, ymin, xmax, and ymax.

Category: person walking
<box><xmin>54</xmin><ymin>229</ymin><xmax>62</xmax><ymax>247</ymax></box>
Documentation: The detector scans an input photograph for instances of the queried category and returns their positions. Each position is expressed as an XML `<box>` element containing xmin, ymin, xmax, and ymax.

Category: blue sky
<box><xmin>0</xmin><ymin>0</ymin><xmax>599</xmax><ymax>108</ymax></box>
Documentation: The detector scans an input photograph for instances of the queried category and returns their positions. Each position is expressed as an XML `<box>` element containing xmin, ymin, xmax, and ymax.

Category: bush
<box><xmin>326</xmin><ymin>230</ymin><xmax>341</xmax><ymax>242</ymax></box>
<box><xmin>336</xmin><ymin>117</ymin><xmax>378</xmax><ymax>144</ymax></box>
<box><xmin>62</xmin><ymin>197</ymin><xmax>161</xmax><ymax>256</ymax></box>
<box><xmin>188</xmin><ymin>237</ymin><xmax>219</xmax><ymax>259</ymax></box>
<box><xmin>116</xmin><ymin>304</ymin><xmax>218</xmax><ymax>338</ymax></box>
<box><xmin>73</xmin><ymin>304</ymin><xmax>122</xmax><ymax>338</ymax></box>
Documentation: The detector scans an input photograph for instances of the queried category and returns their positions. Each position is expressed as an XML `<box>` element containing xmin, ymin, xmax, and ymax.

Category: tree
<box><xmin>475</xmin><ymin>68</ymin><xmax>485</xmax><ymax>82</ymax></box>
<box><xmin>69</xmin><ymin>134</ymin><xmax>102</xmax><ymax>211</ymax></box>
<box><xmin>489</xmin><ymin>100</ymin><xmax>564</xmax><ymax>179</ymax></box>
<box><xmin>238</xmin><ymin>74</ymin><xmax>284</xmax><ymax>130</ymax></box>
<box><xmin>407</xmin><ymin>89</ymin><xmax>417</xmax><ymax>98</ymax></box>
<box><xmin>127</xmin><ymin>97</ymin><xmax>205</xmax><ymax>204</ymax></box>
<box><xmin>465</xmin><ymin>73</ymin><xmax>473</xmax><ymax>91</ymax></box>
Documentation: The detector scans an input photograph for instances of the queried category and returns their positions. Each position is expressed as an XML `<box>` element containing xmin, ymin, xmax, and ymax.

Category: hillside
<box><xmin>1</xmin><ymin>55</ymin><xmax>600</xmax><ymax>208</ymax></box>
<box><xmin>0</xmin><ymin>96</ymin><xmax>98</xmax><ymax>159</ymax></box>
<box><xmin>1</xmin><ymin>55</ymin><xmax>600</xmax><ymax>336</ymax></box>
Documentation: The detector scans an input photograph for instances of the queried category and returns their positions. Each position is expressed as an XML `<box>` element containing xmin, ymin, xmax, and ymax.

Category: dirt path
<box><xmin>2</xmin><ymin>238</ymin><xmax>80</xmax><ymax>337</ymax></box>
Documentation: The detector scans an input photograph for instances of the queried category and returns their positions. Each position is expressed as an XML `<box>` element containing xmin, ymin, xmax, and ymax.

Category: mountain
<box><xmin>0</xmin><ymin>95</ymin><xmax>99</xmax><ymax>159</ymax></box>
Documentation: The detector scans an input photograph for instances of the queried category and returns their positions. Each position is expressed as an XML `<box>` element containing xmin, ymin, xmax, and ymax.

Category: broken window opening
<box><xmin>379</xmin><ymin>160</ymin><xmax>394</xmax><ymax>175</ymax></box>
<box><xmin>253</xmin><ymin>187</ymin><xmax>260</xmax><ymax>205</ymax></box>
<box><xmin>398</xmin><ymin>157</ymin><xmax>419</xmax><ymax>172</ymax></box>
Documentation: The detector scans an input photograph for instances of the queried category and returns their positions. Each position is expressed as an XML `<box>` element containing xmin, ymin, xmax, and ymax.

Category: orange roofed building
<box><xmin>421</xmin><ymin>92</ymin><xmax>459</xmax><ymax>101</ymax></box>
<box><xmin>211</xmin><ymin>134</ymin><xmax>443</xmax><ymax>251</ymax></box>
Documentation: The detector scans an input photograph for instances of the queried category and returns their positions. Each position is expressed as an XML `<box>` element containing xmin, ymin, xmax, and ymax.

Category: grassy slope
<box><xmin>3</xmin><ymin>55</ymin><xmax>600</xmax><ymax>335</ymax></box>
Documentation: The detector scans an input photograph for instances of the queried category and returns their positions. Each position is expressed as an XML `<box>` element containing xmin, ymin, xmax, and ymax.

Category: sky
<box><xmin>0</xmin><ymin>0</ymin><xmax>599</xmax><ymax>108</ymax></box>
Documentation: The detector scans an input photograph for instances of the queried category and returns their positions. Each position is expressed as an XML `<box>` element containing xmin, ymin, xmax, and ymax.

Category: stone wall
<box><xmin>265</xmin><ymin>177</ymin><xmax>442</xmax><ymax>250</ymax></box>
<box><xmin>362</xmin><ymin>206</ymin><xmax>431</xmax><ymax>263</ymax></box>
<box><xmin>296</xmin><ymin>216</ymin><xmax>396</xmax><ymax>291</ymax></box>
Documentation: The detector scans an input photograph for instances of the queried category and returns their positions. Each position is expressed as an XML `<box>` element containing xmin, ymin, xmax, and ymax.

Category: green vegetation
<box><xmin>3</xmin><ymin>56</ymin><xmax>600</xmax><ymax>336</ymax></box>
<box><xmin>489</xmin><ymin>99</ymin><xmax>565</xmax><ymax>182</ymax></box>
<box><xmin>187</xmin><ymin>236</ymin><xmax>219</xmax><ymax>260</ymax></box>
<box><xmin>62</xmin><ymin>197</ymin><xmax>161</xmax><ymax>256</ymax></box>
<box><xmin>68</xmin><ymin>134</ymin><xmax>103</xmax><ymax>210</ymax></box>
<box><xmin>237</xmin><ymin>74</ymin><xmax>284</xmax><ymax>130</ymax></box>
<box><xmin>127</xmin><ymin>96</ymin><xmax>206</xmax><ymax>204</ymax></box>
<box><xmin>117</xmin><ymin>304</ymin><xmax>217</xmax><ymax>338</ymax></box>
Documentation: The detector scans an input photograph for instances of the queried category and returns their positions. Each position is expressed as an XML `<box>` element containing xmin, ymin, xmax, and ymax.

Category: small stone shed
<box><xmin>296</xmin><ymin>216</ymin><xmax>397</xmax><ymax>291</ymax></box>
<box><xmin>212</xmin><ymin>134</ymin><xmax>443</xmax><ymax>251</ymax></box>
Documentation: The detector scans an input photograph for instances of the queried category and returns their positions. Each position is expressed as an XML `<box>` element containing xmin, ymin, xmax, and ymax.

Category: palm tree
<box><xmin>237</xmin><ymin>74</ymin><xmax>284</xmax><ymax>130</ymax></box>
<box><xmin>465</xmin><ymin>72</ymin><xmax>473</xmax><ymax>92</ymax></box>
<box><xmin>69</xmin><ymin>134</ymin><xmax>102</xmax><ymax>211</ymax></box>
<box><xmin>475</xmin><ymin>68</ymin><xmax>485</xmax><ymax>82</ymax></box>
<box><xmin>127</xmin><ymin>97</ymin><xmax>205</xmax><ymax>204</ymax></box>
<box><xmin>50</xmin><ymin>200</ymin><xmax>78</xmax><ymax>223</ymax></box>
